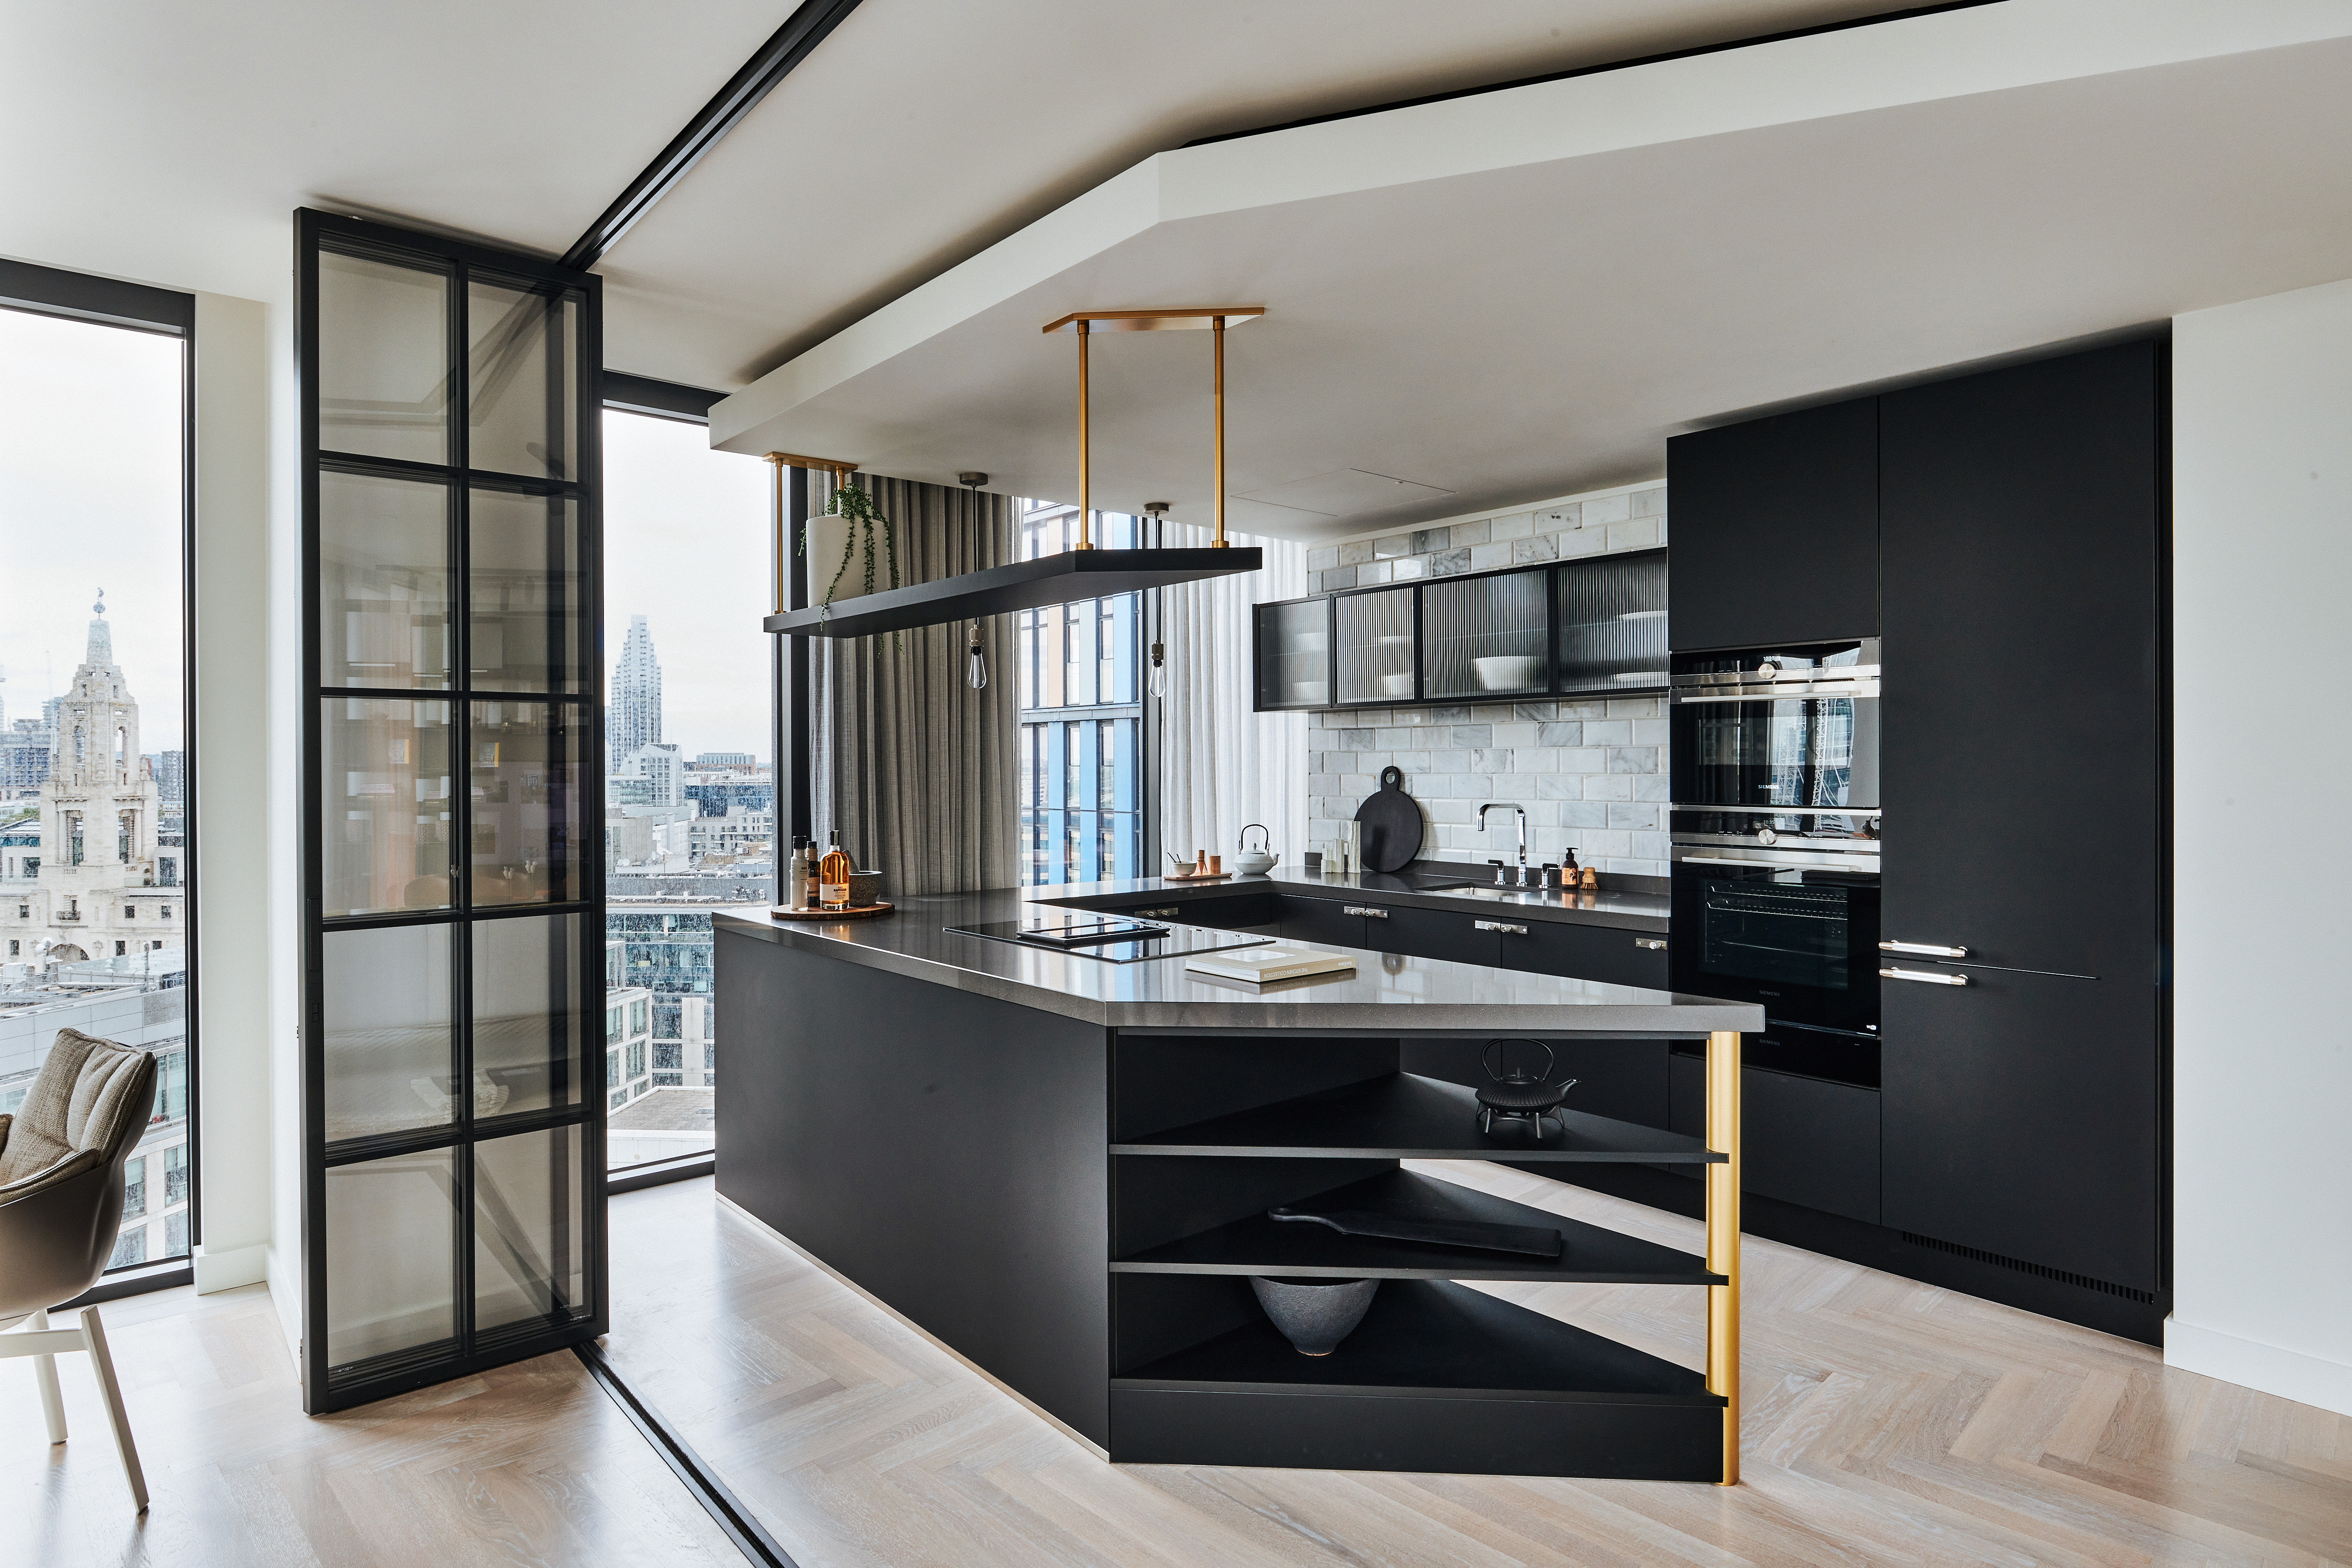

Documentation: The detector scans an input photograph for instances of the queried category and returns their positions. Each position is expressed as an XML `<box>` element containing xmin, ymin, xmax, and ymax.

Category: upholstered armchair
<box><xmin>0</xmin><ymin>1027</ymin><xmax>157</xmax><ymax>1510</ymax></box>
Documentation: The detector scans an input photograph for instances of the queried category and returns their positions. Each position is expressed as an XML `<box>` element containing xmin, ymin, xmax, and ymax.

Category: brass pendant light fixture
<box><xmin>1040</xmin><ymin>306</ymin><xmax>1264</xmax><ymax>550</ymax></box>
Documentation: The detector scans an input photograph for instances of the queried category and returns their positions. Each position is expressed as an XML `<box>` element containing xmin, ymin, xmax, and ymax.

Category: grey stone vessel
<box><xmin>1249</xmin><ymin>1276</ymin><xmax>1381</xmax><ymax>1356</ymax></box>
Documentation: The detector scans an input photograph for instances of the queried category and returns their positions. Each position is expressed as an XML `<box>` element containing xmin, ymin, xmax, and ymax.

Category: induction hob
<box><xmin>947</xmin><ymin>917</ymin><xmax>1274</xmax><ymax>965</ymax></box>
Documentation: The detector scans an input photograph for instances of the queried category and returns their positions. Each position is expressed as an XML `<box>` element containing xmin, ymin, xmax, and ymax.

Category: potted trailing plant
<box><xmin>803</xmin><ymin>477</ymin><xmax>900</xmax><ymax>619</ymax></box>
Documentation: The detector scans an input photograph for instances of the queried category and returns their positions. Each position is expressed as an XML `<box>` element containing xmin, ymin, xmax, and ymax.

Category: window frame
<box><xmin>0</xmin><ymin>255</ymin><xmax>203</xmax><ymax>1293</ymax></box>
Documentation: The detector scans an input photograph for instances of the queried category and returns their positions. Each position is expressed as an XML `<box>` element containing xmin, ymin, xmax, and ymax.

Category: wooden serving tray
<box><xmin>769</xmin><ymin>902</ymin><xmax>894</xmax><ymax>920</ymax></box>
<box><xmin>1162</xmin><ymin>870</ymin><xmax>1234</xmax><ymax>883</ymax></box>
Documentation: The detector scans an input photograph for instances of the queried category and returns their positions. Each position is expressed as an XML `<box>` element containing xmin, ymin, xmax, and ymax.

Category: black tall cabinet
<box><xmin>1877</xmin><ymin>342</ymin><xmax>2166</xmax><ymax>1294</ymax></box>
<box><xmin>1661</xmin><ymin>340</ymin><xmax>2168</xmax><ymax>1339</ymax></box>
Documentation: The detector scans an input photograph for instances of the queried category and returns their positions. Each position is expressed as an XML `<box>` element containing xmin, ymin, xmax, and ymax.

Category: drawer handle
<box><xmin>1881</xmin><ymin>939</ymin><xmax>1968</xmax><ymax>958</ymax></box>
<box><xmin>1344</xmin><ymin>905</ymin><xmax>1389</xmax><ymax>918</ymax></box>
<box><xmin>1635</xmin><ymin>937</ymin><xmax>1667</xmax><ymax>951</ymax></box>
<box><xmin>1474</xmin><ymin>919</ymin><xmax>1529</xmax><ymax>935</ymax></box>
<box><xmin>1881</xmin><ymin>966</ymin><xmax>1968</xmax><ymax>986</ymax></box>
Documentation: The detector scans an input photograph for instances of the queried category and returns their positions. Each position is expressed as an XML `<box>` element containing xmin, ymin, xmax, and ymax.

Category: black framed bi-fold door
<box><xmin>295</xmin><ymin>209</ymin><xmax>604</xmax><ymax>1413</ymax></box>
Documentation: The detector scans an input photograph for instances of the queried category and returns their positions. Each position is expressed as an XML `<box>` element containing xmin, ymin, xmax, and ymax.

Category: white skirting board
<box><xmin>2165</xmin><ymin>1318</ymin><xmax>2352</xmax><ymax>1419</ymax></box>
<box><xmin>192</xmin><ymin>1240</ymin><xmax>269</xmax><ymax>1295</ymax></box>
<box><xmin>715</xmin><ymin>1193</ymin><xmax>1110</xmax><ymax>1462</ymax></box>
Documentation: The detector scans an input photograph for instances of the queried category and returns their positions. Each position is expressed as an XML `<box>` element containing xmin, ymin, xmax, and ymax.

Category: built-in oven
<box><xmin>1669</xmin><ymin>847</ymin><xmax>1881</xmax><ymax>1035</ymax></box>
<box><xmin>1669</xmin><ymin>637</ymin><xmax>1880</xmax><ymax>813</ymax></box>
<box><xmin>1669</xmin><ymin>638</ymin><xmax>1882</xmax><ymax>1033</ymax></box>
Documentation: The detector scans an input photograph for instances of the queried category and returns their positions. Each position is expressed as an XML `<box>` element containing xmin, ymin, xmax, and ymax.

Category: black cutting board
<box><xmin>1353</xmin><ymin>766</ymin><xmax>1423</xmax><ymax>874</ymax></box>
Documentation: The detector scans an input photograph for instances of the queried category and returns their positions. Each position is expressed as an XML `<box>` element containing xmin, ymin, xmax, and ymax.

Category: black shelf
<box><xmin>765</xmin><ymin>548</ymin><xmax>1261</xmax><ymax>639</ymax></box>
<box><xmin>1112</xmin><ymin>1071</ymin><xmax>1723</xmax><ymax>1163</ymax></box>
<box><xmin>1115</xmin><ymin>1278</ymin><xmax>1718</xmax><ymax>1404</ymax></box>
<box><xmin>1111</xmin><ymin>1170</ymin><xmax>1720</xmax><ymax>1284</ymax></box>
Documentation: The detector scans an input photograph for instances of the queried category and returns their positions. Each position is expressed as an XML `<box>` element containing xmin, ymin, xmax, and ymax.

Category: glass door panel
<box><xmin>1255</xmin><ymin>598</ymin><xmax>1329</xmax><ymax>709</ymax></box>
<box><xmin>467</xmin><ymin>279</ymin><xmax>579</xmax><ymax>480</ymax></box>
<box><xmin>324</xmin><ymin>1147</ymin><xmax>457</xmax><ymax>1374</ymax></box>
<box><xmin>467</xmin><ymin>489</ymin><xmax>585</xmax><ymax>692</ymax></box>
<box><xmin>470</xmin><ymin>913</ymin><xmax>586</xmax><ymax>1120</ymax></box>
<box><xmin>1421</xmin><ymin>569</ymin><xmax>1548</xmax><ymax>700</ymax></box>
<box><xmin>320</xmin><ymin>698</ymin><xmax>454</xmax><ymax>917</ymax></box>
<box><xmin>322</xmin><ymin>924</ymin><xmax>455</xmax><ymax>1144</ymax></box>
<box><xmin>472</xmin><ymin>1124</ymin><xmax>589</xmax><ymax>1341</ymax></box>
<box><xmin>1557</xmin><ymin>550</ymin><xmax>1667</xmax><ymax>694</ymax></box>
<box><xmin>319</xmin><ymin>470</ymin><xmax>452</xmax><ymax>689</ymax></box>
<box><xmin>467</xmin><ymin>700</ymin><xmax>583</xmax><ymax>907</ymax></box>
<box><xmin>1335</xmin><ymin>587</ymin><xmax>1415</xmax><ymax>704</ymax></box>
<box><xmin>317</xmin><ymin>250</ymin><xmax>451</xmax><ymax>464</ymax></box>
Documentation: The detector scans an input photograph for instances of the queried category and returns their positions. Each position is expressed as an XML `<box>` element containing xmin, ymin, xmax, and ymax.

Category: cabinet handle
<box><xmin>1474</xmin><ymin>919</ymin><xmax>1529</xmax><ymax>935</ymax></box>
<box><xmin>1881</xmin><ymin>966</ymin><xmax>1968</xmax><ymax>986</ymax></box>
<box><xmin>1635</xmin><ymin>937</ymin><xmax>1667</xmax><ymax>951</ymax></box>
<box><xmin>1344</xmin><ymin>905</ymin><xmax>1389</xmax><ymax>919</ymax></box>
<box><xmin>1881</xmin><ymin>939</ymin><xmax>1968</xmax><ymax>958</ymax></box>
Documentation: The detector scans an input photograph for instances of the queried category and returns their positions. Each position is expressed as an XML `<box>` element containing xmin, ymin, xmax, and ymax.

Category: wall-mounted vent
<box><xmin>1898</xmin><ymin>1233</ymin><xmax>2159</xmax><ymax>1304</ymax></box>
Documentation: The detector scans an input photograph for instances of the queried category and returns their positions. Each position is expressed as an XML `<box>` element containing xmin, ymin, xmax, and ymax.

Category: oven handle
<box><xmin>1668</xmin><ymin>686</ymin><xmax>1880</xmax><ymax>705</ymax></box>
<box><xmin>1675</xmin><ymin>853</ymin><xmax>1879</xmax><ymax>870</ymax></box>
<box><xmin>1881</xmin><ymin>966</ymin><xmax>1968</xmax><ymax>986</ymax></box>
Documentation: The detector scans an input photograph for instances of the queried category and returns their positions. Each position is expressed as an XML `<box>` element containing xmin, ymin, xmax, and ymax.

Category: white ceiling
<box><xmin>0</xmin><ymin>0</ymin><xmax>789</xmax><ymax>305</ymax></box>
<box><xmin>706</xmin><ymin>2</ymin><xmax>2352</xmax><ymax>541</ymax></box>
<box><xmin>593</xmin><ymin>0</ymin><xmax>1914</xmax><ymax>388</ymax></box>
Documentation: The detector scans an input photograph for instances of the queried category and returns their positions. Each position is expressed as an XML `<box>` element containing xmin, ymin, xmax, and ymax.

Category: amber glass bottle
<box><xmin>819</xmin><ymin>829</ymin><xmax>853</xmax><ymax>908</ymax></box>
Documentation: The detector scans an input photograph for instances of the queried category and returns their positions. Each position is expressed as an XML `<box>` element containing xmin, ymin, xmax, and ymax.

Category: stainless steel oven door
<box><xmin>1669</xmin><ymin>848</ymin><xmax>1881</xmax><ymax>1034</ymax></box>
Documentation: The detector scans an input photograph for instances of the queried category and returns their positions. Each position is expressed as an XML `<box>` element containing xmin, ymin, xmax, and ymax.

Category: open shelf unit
<box><xmin>1105</xmin><ymin>1036</ymin><xmax>1742</xmax><ymax>1481</ymax></box>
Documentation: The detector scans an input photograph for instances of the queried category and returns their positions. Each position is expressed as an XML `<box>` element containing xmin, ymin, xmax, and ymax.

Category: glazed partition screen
<box><xmin>296</xmin><ymin>210</ymin><xmax>604</xmax><ymax>1413</ymax></box>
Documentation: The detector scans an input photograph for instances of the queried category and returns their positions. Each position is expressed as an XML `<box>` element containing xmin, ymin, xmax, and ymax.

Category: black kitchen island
<box><xmin>713</xmin><ymin>885</ymin><xmax>1760</xmax><ymax>1483</ymax></box>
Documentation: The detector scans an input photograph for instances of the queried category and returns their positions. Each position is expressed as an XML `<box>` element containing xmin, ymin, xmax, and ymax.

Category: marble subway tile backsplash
<box><xmin>1304</xmin><ymin>482</ymin><xmax>1670</xmax><ymax>879</ymax></box>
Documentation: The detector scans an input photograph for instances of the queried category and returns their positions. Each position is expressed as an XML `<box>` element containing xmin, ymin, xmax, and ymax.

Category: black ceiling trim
<box><xmin>0</xmin><ymin>255</ymin><xmax>194</xmax><ymax>336</ymax></box>
<box><xmin>1182</xmin><ymin>1</ymin><xmax>2009</xmax><ymax>151</ymax></box>
<box><xmin>562</xmin><ymin>0</ymin><xmax>866</xmax><ymax>270</ymax></box>
<box><xmin>602</xmin><ymin>370</ymin><xmax>725</xmax><ymax>424</ymax></box>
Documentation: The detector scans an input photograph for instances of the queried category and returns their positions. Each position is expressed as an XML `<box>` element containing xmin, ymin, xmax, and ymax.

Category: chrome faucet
<box><xmin>1478</xmin><ymin>802</ymin><xmax>1530</xmax><ymax>886</ymax></box>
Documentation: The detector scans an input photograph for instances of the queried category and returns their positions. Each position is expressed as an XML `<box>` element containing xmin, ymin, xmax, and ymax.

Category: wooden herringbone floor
<box><xmin>606</xmin><ymin>1165</ymin><xmax>2352</xmax><ymax>1567</ymax></box>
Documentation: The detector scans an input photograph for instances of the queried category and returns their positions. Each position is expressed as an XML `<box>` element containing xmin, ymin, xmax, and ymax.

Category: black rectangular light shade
<box><xmin>763</xmin><ymin>548</ymin><xmax>1263</xmax><ymax>638</ymax></box>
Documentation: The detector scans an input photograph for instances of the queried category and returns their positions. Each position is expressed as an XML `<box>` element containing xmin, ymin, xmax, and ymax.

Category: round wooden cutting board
<box><xmin>1353</xmin><ymin>766</ymin><xmax>1424</xmax><ymax>874</ymax></box>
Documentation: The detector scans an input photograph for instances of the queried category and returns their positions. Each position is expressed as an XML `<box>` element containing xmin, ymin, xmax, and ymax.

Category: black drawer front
<box><xmin>1669</xmin><ymin>1056</ymin><xmax>1881</xmax><ymax>1225</ymax></box>
<box><xmin>1276</xmin><ymin>895</ymin><xmax>1367</xmax><ymax>949</ymax></box>
<box><xmin>1498</xmin><ymin>920</ymin><xmax>1669</xmax><ymax>989</ymax></box>
<box><xmin>1176</xmin><ymin>892</ymin><xmax>1280</xmax><ymax>930</ymax></box>
<box><xmin>1373</xmin><ymin>904</ymin><xmax>1500</xmax><ymax>967</ymax></box>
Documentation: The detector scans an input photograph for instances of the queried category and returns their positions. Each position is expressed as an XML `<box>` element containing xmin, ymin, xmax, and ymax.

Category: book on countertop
<box><xmin>1184</xmin><ymin>944</ymin><xmax>1356</xmax><ymax>984</ymax></box>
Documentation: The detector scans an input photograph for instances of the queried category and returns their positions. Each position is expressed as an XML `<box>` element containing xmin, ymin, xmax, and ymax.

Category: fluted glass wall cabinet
<box><xmin>1253</xmin><ymin>550</ymin><xmax>1665</xmax><ymax>712</ymax></box>
<box><xmin>297</xmin><ymin>209</ymin><xmax>606</xmax><ymax>1415</ymax></box>
<box><xmin>1254</xmin><ymin>598</ymin><xmax>1332</xmax><ymax>710</ymax></box>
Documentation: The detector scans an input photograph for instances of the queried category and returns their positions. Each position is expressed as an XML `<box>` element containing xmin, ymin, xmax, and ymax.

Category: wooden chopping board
<box><xmin>1353</xmin><ymin>766</ymin><xmax>1424</xmax><ymax>874</ymax></box>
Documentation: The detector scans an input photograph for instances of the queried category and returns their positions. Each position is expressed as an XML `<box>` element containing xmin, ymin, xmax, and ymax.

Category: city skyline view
<box><xmin>0</xmin><ymin>308</ymin><xmax>186</xmax><ymax>751</ymax></box>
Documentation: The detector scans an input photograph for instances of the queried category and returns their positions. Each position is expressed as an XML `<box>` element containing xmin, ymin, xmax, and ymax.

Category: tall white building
<box><xmin>2</xmin><ymin>599</ymin><xmax>182</xmax><ymax>966</ymax></box>
<box><xmin>610</xmin><ymin>614</ymin><xmax>662</xmax><ymax>766</ymax></box>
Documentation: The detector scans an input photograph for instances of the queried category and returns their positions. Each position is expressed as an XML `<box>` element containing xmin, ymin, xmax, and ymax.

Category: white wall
<box><xmin>2169</xmin><ymin>276</ymin><xmax>2352</xmax><ymax>1417</ymax></box>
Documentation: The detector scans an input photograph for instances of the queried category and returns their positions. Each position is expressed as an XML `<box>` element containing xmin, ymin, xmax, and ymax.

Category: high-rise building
<box><xmin>0</xmin><ymin>719</ymin><xmax>52</xmax><ymax>799</ymax></box>
<box><xmin>154</xmin><ymin>749</ymin><xmax>186</xmax><ymax>804</ymax></box>
<box><xmin>611</xmin><ymin>614</ymin><xmax>662</xmax><ymax>766</ymax></box>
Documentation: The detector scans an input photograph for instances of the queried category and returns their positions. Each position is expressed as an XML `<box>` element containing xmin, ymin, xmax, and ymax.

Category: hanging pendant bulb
<box><xmin>1144</xmin><ymin>502</ymin><xmax>1171</xmax><ymax>698</ymax></box>
<box><xmin>1148</xmin><ymin>640</ymin><xmax>1168</xmax><ymax>698</ymax></box>
<box><xmin>967</xmin><ymin>622</ymin><xmax>989</xmax><ymax>690</ymax></box>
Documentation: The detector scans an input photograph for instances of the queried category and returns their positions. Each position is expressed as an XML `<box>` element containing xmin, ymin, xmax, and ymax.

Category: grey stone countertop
<box><xmin>1045</xmin><ymin>863</ymin><xmax>1671</xmax><ymax>932</ymax></box>
<box><xmin>715</xmin><ymin>884</ymin><xmax>1756</xmax><ymax>1036</ymax></box>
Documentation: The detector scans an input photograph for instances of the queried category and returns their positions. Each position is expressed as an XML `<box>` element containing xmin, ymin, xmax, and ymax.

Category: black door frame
<box><xmin>296</xmin><ymin>208</ymin><xmax>607</xmax><ymax>1413</ymax></box>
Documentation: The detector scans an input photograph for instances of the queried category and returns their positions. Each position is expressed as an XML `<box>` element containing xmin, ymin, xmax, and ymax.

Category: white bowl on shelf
<box><xmin>1286</xmin><ymin>680</ymin><xmax>1329</xmax><ymax>703</ymax></box>
<box><xmin>1472</xmin><ymin>655</ymin><xmax>1542</xmax><ymax>690</ymax></box>
<box><xmin>1292</xmin><ymin>632</ymin><xmax>1328</xmax><ymax>653</ymax></box>
<box><xmin>1379</xmin><ymin>672</ymin><xmax>1414</xmax><ymax>697</ymax></box>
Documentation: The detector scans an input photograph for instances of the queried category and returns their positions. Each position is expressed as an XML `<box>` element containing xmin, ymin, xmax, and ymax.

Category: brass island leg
<box><xmin>1705</xmin><ymin>1029</ymin><xmax>1742</xmax><ymax>1485</ymax></box>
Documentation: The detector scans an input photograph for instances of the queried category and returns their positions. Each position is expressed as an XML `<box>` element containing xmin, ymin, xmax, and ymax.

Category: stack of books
<box><xmin>1183</xmin><ymin>944</ymin><xmax>1357</xmax><ymax>985</ymax></box>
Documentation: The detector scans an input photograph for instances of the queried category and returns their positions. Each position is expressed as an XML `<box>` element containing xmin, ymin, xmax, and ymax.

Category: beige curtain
<box><xmin>810</xmin><ymin>472</ymin><xmax>1018</xmax><ymax>897</ymax></box>
<box><xmin>1157</xmin><ymin>523</ymin><xmax>1311</xmax><ymax>870</ymax></box>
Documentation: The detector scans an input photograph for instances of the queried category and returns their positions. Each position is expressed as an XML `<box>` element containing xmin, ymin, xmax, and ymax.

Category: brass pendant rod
<box><xmin>766</xmin><ymin>453</ymin><xmax>787</xmax><ymax>615</ymax></box>
<box><xmin>1706</xmin><ymin>1027</ymin><xmax>1743</xmax><ymax>1485</ymax></box>
<box><xmin>1075</xmin><ymin>320</ymin><xmax>1094</xmax><ymax>550</ymax></box>
<box><xmin>1211</xmin><ymin>315</ymin><xmax>1227</xmax><ymax>549</ymax></box>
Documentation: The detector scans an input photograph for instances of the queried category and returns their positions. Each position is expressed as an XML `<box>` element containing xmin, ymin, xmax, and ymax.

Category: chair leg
<box><xmin>77</xmin><ymin>1307</ymin><xmax>147</xmax><ymax>1512</ymax></box>
<box><xmin>29</xmin><ymin>1306</ymin><xmax>67</xmax><ymax>1445</ymax></box>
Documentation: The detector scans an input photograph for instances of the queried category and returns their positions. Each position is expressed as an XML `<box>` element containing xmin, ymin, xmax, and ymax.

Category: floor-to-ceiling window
<box><xmin>1017</xmin><ymin>504</ymin><xmax>1143</xmax><ymax>885</ymax></box>
<box><xmin>0</xmin><ymin>266</ymin><xmax>196</xmax><ymax>1281</ymax></box>
<box><xmin>599</xmin><ymin>401</ymin><xmax>769</xmax><ymax>1171</ymax></box>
